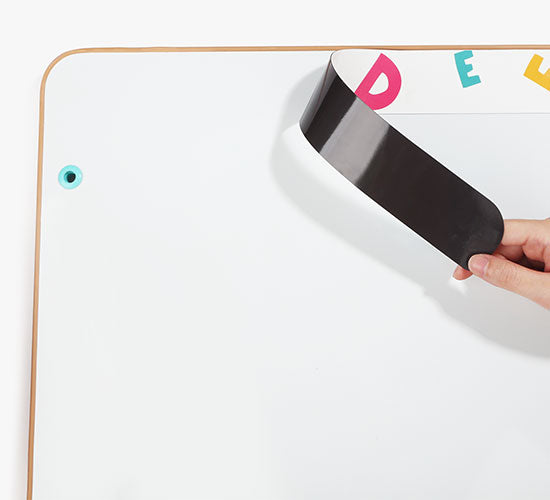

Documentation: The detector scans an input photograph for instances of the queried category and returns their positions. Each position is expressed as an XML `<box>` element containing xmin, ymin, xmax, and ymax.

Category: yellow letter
<box><xmin>524</xmin><ymin>54</ymin><xmax>550</xmax><ymax>91</ymax></box>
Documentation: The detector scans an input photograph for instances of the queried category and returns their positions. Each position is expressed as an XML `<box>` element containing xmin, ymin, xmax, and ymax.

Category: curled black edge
<box><xmin>299</xmin><ymin>55</ymin><xmax>504</xmax><ymax>269</ymax></box>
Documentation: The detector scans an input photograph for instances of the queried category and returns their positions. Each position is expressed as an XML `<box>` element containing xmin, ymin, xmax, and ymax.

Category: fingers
<box><xmin>468</xmin><ymin>254</ymin><xmax>550</xmax><ymax>309</ymax></box>
<box><xmin>452</xmin><ymin>219</ymin><xmax>550</xmax><ymax>282</ymax></box>
<box><xmin>453</xmin><ymin>266</ymin><xmax>472</xmax><ymax>280</ymax></box>
<box><xmin>503</xmin><ymin>219</ymin><xmax>550</xmax><ymax>267</ymax></box>
<box><xmin>452</xmin><ymin>253</ymin><xmax>507</xmax><ymax>281</ymax></box>
<box><xmin>494</xmin><ymin>243</ymin><xmax>523</xmax><ymax>262</ymax></box>
<box><xmin>502</xmin><ymin>219</ymin><xmax>550</xmax><ymax>247</ymax></box>
<box><xmin>450</xmin><ymin>220</ymin><xmax>550</xmax><ymax>307</ymax></box>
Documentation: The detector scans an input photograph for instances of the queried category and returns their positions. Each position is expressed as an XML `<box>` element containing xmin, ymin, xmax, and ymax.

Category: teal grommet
<box><xmin>58</xmin><ymin>165</ymin><xmax>83</xmax><ymax>189</ymax></box>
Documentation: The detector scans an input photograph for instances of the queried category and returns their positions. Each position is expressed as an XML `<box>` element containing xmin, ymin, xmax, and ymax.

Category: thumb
<box><xmin>468</xmin><ymin>254</ymin><xmax>550</xmax><ymax>309</ymax></box>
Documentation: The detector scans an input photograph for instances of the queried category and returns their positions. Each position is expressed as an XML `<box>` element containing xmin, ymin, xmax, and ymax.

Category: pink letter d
<box><xmin>355</xmin><ymin>54</ymin><xmax>402</xmax><ymax>110</ymax></box>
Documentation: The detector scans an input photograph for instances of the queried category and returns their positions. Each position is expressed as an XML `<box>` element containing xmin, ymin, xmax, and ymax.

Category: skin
<box><xmin>453</xmin><ymin>219</ymin><xmax>550</xmax><ymax>310</ymax></box>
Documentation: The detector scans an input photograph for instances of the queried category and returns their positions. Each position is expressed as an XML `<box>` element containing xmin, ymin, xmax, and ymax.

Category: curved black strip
<box><xmin>300</xmin><ymin>59</ymin><xmax>504</xmax><ymax>269</ymax></box>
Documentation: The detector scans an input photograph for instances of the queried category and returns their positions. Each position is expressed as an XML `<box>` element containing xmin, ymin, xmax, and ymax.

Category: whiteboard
<box><xmin>31</xmin><ymin>47</ymin><xmax>550</xmax><ymax>500</ymax></box>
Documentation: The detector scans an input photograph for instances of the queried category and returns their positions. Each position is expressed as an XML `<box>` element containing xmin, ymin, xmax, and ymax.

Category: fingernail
<box><xmin>452</xmin><ymin>267</ymin><xmax>461</xmax><ymax>279</ymax></box>
<box><xmin>469</xmin><ymin>255</ymin><xmax>489</xmax><ymax>276</ymax></box>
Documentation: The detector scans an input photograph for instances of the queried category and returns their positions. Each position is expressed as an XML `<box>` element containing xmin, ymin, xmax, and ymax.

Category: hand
<box><xmin>453</xmin><ymin>219</ymin><xmax>550</xmax><ymax>309</ymax></box>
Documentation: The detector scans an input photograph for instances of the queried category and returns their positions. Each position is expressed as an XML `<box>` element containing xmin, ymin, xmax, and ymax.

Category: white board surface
<box><xmin>34</xmin><ymin>49</ymin><xmax>550</xmax><ymax>500</ymax></box>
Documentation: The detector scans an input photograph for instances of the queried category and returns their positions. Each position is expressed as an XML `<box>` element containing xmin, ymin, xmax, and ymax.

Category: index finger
<box><xmin>501</xmin><ymin>219</ymin><xmax>550</xmax><ymax>247</ymax></box>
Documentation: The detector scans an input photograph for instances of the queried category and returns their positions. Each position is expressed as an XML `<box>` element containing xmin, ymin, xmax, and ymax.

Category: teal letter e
<box><xmin>454</xmin><ymin>50</ymin><xmax>481</xmax><ymax>88</ymax></box>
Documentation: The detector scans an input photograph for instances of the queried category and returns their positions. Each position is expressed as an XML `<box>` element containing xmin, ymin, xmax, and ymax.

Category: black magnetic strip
<box><xmin>300</xmin><ymin>59</ymin><xmax>504</xmax><ymax>269</ymax></box>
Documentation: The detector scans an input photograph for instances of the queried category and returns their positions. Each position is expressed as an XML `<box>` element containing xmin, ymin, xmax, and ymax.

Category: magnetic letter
<box><xmin>355</xmin><ymin>54</ymin><xmax>402</xmax><ymax>110</ymax></box>
<box><xmin>454</xmin><ymin>50</ymin><xmax>481</xmax><ymax>88</ymax></box>
<box><xmin>524</xmin><ymin>54</ymin><xmax>550</xmax><ymax>91</ymax></box>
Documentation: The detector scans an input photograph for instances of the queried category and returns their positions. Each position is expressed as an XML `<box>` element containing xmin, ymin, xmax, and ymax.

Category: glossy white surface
<box><xmin>34</xmin><ymin>50</ymin><xmax>550</xmax><ymax>499</ymax></box>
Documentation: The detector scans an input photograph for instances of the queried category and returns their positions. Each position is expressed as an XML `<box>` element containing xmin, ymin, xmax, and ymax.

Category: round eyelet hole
<box><xmin>58</xmin><ymin>165</ymin><xmax>83</xmax><ymax>189</ymax></box>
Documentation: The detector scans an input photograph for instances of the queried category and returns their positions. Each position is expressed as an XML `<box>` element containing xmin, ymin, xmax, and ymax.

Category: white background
<box><xmin>1</xmin><ymin>1</ymin><xmax>550</xmax><ymax>498</ymax></box>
